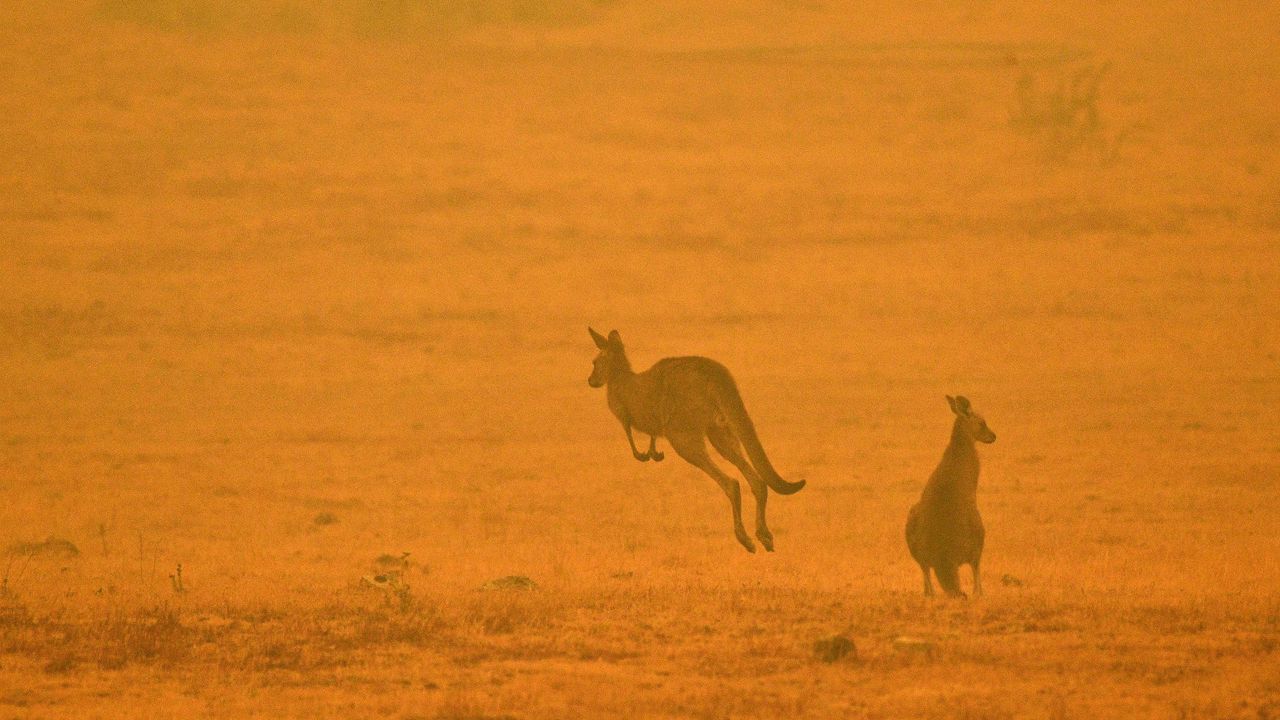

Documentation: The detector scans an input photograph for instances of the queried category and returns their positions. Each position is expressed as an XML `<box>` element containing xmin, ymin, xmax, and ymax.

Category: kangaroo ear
<box><xmin>946</xmin><ymin>395</ymin><xmax>969</xmax><ymax>416</ymax></box>
<box><xmin>607</xmin><ymin>329</ymin><xmax>621</xmax><ymax>346</ymax></box>
<box><xmin>589</xmin><ymin>327</ymin><xmax>608</xmax><ymax>349</ymax></box>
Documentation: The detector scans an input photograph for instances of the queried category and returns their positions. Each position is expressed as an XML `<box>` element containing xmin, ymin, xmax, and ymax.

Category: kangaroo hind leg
<box><xmin>707</xmin><ymin>424</ymin><xmax>772</xmax><ymax>552</ymax></box>
<box><xmin>646</xmin><ymin>434</ymin><xmax>664</xmax><ymax>462</ymax></box>
<box><xmin>668</xmin><ymin>430</ymin><xmax>755</xmax><ymax>553</ymax></box>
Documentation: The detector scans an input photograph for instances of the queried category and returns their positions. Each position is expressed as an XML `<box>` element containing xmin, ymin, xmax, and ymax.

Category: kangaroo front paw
<box><xmin>651</xmin><ymin>450</ymin><xmax>664</xmax><ymax>462</ymax></box>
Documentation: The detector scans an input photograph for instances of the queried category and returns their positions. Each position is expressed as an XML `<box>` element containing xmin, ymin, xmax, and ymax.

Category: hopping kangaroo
<box><xmin>587</xmin><ymin>328</ymin><xmax>805</xmax><ymax>552</ymax></box>
<box><xmin>906</xmin><ymin>395</ymin><xmax>996</xmax><ymax>598</ymax></box>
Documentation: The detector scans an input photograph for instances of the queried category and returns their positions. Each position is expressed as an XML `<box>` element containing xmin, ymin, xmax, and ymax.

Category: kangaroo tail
<box><xmin>934</xmin><ymin>563</ymin><xmax>966</xmax><ymax>598</ymax></box>
<box><xmin>716</xmin><ymin>379</ymin><xmax>805</xmax><ymax>495</ymax></box>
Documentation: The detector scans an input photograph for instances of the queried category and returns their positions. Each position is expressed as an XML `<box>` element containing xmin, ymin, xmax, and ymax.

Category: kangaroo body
<box><xmin>588</xmin><ymin>328</ymin><xmax>804</xmax><ymax>553</ymax></box>
<box><xmin>906</xmin><ymin>395</ymin><xmax>995</xmax><ymax>598</ymax></box>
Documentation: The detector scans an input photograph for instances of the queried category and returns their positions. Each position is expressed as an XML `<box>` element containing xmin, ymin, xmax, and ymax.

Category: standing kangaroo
<box><xmin>905</xmin><ymin>395</ymin><xmax>996</xmax><ymax>598</ymax></box>
<box><xmin>587</xmin><ymin>328</ymin><xmax>805</xmax><ymax>552</ymax></box>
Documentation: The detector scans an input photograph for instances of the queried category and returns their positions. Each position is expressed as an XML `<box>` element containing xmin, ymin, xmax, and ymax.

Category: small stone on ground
<box><xmin>480</xmin><ymin>575</ymin><xmax>538</xmax><ymax>591</ymax></box>
<box><xmin>813</xmin><ymin>635</ymin><xmax>856</xmax><ymax>663</ymax></box>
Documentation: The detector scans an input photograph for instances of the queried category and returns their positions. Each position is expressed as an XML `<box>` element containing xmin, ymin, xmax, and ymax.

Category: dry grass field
<box><xmin>2</xmin><ymin>2</ymin><xmax>1280</xmax><ymax>717</ymax></box>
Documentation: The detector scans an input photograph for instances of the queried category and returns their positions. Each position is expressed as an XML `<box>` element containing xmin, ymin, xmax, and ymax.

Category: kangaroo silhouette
<box><xmin>587</xmin><ymin>328</ymin><xmax>804</xmax><ymax>552</ymax></box>
<box><xmin>906</xmin><ymin>395</ymin><xmax>996</xmax><ymax>598</ymax></box>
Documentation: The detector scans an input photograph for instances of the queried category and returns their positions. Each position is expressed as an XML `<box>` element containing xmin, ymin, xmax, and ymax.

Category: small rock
<box><xmin>361</xmin><ymin>573</ymin><xmax>411</xmax><ymax>607</ymax></box>
<box><xmin>480</xmin><ymin>575</ymin><xmax>538</xmax><ymax>591</ymax></box>
<box><xmin>7</xmin><ymin>537</ymin><xmax>79</xmax><ymax>559</ymax></box>
<box><xmin>1000</xmin><ymin>574</ymin><xmax>1024</xmax><ymax>587</ymax></box>
<box><xmin>313</xmin><ymin>512</ymin><xmax>339</xmax><ymax>526</ymax></box>
<box><xmin>813</xmin><ymin>635</ymin><xmax>856</xmax><ymax>663</ymax></box>
<box><xmin>374</xmin><ymin>552</ymin><xmax>410</xmax><ymax>569</ymax></box>
<box><xmin>892</xmin><ymin>636</ymin><xmax>938</xmax><ymax>658</ymax></box>
<box><xmin>361</xmin><ymin>574</ymin><xmax>393</xmax><ymax>590</ymax></box>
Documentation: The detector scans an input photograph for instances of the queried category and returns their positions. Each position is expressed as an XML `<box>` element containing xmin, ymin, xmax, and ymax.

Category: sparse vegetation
<box><xmin>1009</xmin><ymin>60</ymin><xmax>1133</xmax><ymax>162</ymax></box>
<box><xmin>0</xmin><ymin>590</ymin><xmax>1275</xmax><ymax>715</ymax></box>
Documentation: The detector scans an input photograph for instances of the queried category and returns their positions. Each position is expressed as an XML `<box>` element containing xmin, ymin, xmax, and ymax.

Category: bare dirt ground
<box><xmin>2</xmin><ymin>2</ymin><xmax>1279</xmax><ymax>717</ymax></box>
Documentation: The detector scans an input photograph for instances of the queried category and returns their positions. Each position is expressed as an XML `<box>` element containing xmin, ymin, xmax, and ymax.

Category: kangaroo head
<box><xmin>587</xmin><ymin>327</ymin><xmax>625</xmax><ymax>388</ymax></box>
<box><xmin>947</xmin><ymin>395</ymin><xmax>996</xmax><ymax>444</ymax></box>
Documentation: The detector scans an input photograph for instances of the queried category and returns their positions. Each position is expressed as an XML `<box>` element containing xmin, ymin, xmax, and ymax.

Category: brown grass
<box><xmin>2</xmin><ymin>1</ymin><xmax>1280</xmax><ymax>717</ymax></box>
